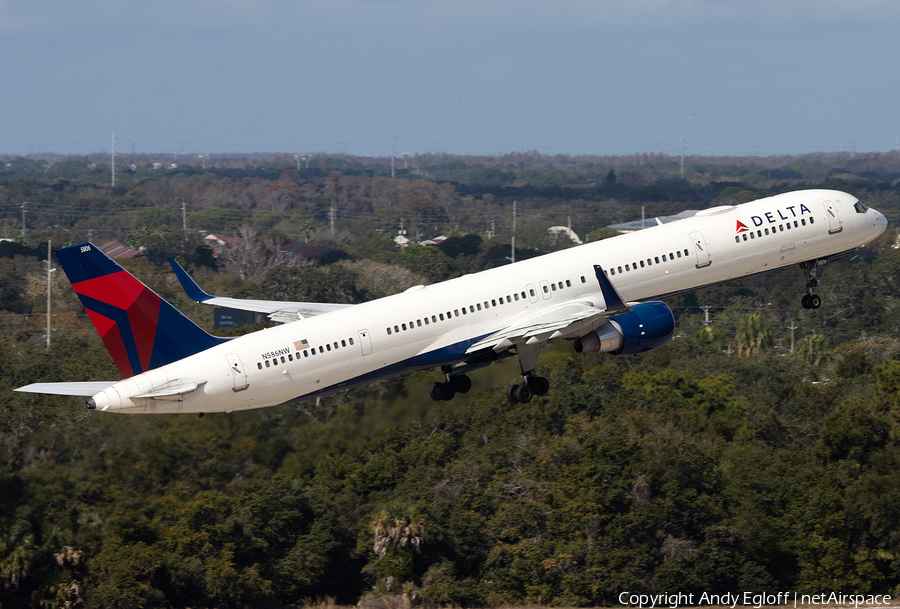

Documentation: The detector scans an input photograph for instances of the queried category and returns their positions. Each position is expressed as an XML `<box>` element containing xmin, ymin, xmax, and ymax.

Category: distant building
<box><xmin>419</xmin><ymin>235</ymin><xmax>449</xmax><ymax>246</ymax></box>
<box><xmin>277</xmin><ymin>242</ymin><xmax>332</xmax><ymax>260</ymax></box>
<box><xmin>547</xmin><ymin>226</ymin><xmax>583</xmax><ymax>245</ymax></box>
<box><xmin>99</xmin><ymin>240</ymin><xmax>143</xmax><ymax>260</ymax></box>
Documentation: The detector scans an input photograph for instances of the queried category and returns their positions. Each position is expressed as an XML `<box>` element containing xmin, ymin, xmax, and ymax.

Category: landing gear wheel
<box><xmin>430</xmin><ymin>382</ymin><xmax>456</xmax><ymax>401</ymax></box>
<box><xmin>430</xmin><ymin>382</ymin><xmax>445</xmax><ymax>401</ymax></box>
<box><xmin>801</xmin><ymin>294</ymin><xmax>822</xmax><ymax>309</ymax></box>
<box><xmin>515</xmin><ymin>384</ymin><xmax>534</xmax><ymax>404</ymax></box>
<box><xmin>450</xmin><ymin>374</ymin><xmax>472</xmax><ymax>394</ymax></box>
<box><xmin>528</xmin><ymin>376</ymin><xmax>550</xmax><ymax>396</ymax></box>
<box><xmin>507</xmin><ymin>385</ymin><xmax>521</xmax><ymax>404</ymax></box>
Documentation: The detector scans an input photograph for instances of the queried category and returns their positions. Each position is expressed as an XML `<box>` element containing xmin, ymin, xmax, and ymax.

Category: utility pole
<box><xmin>512</xmin><ymin>200</ymin><xmax>517</xmax><ymax>233</ymax></box>
<box><xmin>21</xmin><ymin>202</ymin><xmax>26</xmax><ymax>241</ymax></box>
<box><xmin>182</xmin><ymin>198</ymin><xmax>188</xmax><ymax>246</ymax></box>
<box><xmin>111</xmin><ymin>131</ymin><xmax>117</xmax><ymax>187</ymax></box>
<box><xmin>701</xmin><ymin>306</ymin><xmax>710</xmax><ymax>326</ymax></box>
<box><xmin>790</xmin><ymin>320</ymin><xmax>795</xmax><ymax>354</ymax></box>
<box><xmin>390</xmin><ymin>132</ymin><xmax>396</xmax><ymax>178</ymax></box>
<box><xmin>511</xmin><ymin>236</ymin><xmax>515</xmax><ymax>264</ymax></box>
<box><xmin>46</xmin><ymin>240</ymin><xmax>52</xmax><ymax>349</ymax></box>
<box><xmin>330</xmin><ymin>205</ymin><xmax>335</xmax><ymax>236</ymax></box>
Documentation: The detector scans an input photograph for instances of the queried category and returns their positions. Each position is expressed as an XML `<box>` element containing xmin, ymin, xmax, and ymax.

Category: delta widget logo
<box><xmin>736</xmin><ymin>220</ymin><xmax>749</xmax><ymax>233</ymax></box>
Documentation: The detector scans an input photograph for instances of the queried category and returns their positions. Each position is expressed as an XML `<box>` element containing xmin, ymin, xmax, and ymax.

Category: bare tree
<box><xmin>217</xmin><ymin>224</ymin><xmax>289</xmax><ymax>281</ymax></box>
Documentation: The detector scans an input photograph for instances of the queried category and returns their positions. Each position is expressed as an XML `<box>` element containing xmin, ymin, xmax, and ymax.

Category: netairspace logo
<box><xmin>618</xmin><ymin>591</ymin><xmax>893</xmax><ymax>609</ymax></box>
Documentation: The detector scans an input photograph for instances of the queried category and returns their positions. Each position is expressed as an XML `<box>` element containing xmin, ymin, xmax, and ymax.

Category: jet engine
<box><xmin>574</xmin><ymin>301</ymin><xmax>675</xmax><ymax>355</ymax></box>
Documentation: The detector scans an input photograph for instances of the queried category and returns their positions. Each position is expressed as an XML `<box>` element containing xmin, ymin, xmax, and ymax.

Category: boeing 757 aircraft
<box><xmin>15</xmin><ymin>189</ymin><xmax>887</xmax><ymax>414</ymax></box>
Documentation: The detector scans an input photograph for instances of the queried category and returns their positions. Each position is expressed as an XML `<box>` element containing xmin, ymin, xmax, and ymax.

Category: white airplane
<box><xmin>15</xmin><ymin>189</ymin><xmax>887</xmax><ymax>414</ymax></box>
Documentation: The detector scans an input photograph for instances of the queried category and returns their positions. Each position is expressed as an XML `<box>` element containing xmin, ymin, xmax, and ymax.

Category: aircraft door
<box><xmin>822</xmin><ymin>199</ymin><xmax>842</xmax><ymax>234</ymax></box>
<box><xmin>226</xmin><ymin>353</ymin><xmax>249</xmax><ymax>391</ymax></box>
<box><xmin>689</xmin><ymin>231</ymin><xmax>712</xmax><ymax>268</ymax></box>
<box><xmin>539</xmin><ymin>280</ymin><xmax>552</xmax><ymax>299</ymax></box>
<box><xmin>358</xmin><ymin>329</ymin><xmax>372</xmax><ymax>356</ymax></box>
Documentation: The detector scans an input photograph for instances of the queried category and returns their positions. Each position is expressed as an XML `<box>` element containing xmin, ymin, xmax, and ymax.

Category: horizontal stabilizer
<box><xmin>134</xmin><ymin>378</ymin><xmax>207</xmax><ymax>400</ymax></box>
<box><xmin>15</xmin><ymin>382</ymin><xmax>117</xmax><ymax>397</ymax></box>
<box><xmin>168</xmin><ymin>258</ymin><xmax>355</xmax><ymax>322</ymax></box>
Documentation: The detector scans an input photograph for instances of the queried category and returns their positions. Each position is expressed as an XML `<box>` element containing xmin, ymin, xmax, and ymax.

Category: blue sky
<box><xmin>1</xmin><ymin>0</ymin><xmax>899</xmax><ymax>157</ymax></box>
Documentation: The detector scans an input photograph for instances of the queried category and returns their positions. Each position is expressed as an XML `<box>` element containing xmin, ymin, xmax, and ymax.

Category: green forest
<box><xmin>1</xmin><ymin>150</ymin><xmax>900</xmax><ymax>607</ymax></box>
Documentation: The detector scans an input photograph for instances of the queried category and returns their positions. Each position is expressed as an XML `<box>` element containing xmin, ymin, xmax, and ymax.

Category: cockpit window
<box><xmin>854</xmin><ymin>201</ymin><xmax>868</xmax><ymax>214</ymax></box>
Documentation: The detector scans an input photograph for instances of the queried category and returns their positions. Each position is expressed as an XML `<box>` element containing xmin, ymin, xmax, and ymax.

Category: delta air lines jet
<box><xmin>15</xmin><ymin>189</ymin><xmax>887</xmax><ymax>414</ymax></box>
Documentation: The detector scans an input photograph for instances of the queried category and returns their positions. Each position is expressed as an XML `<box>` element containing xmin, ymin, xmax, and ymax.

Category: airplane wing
<box><xmin>15</xmin><ymin>382</ymin><xmax>117</xmax><ymax>397</ymax></box>
<box><xmin>466</xmin><ymin>265</ymin><xmax>630</xmax><ymax>353</ymax></box>
<box><xmin>168</xmin><ymin>259</ymin><xmax>355</xmax><ymax>323</ymax></box>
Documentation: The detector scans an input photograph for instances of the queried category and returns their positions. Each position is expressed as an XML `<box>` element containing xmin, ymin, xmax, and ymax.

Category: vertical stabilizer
<box><xmin>55</xmin><ymin>243</ymin><xmax>228</xmax><ymax>378</ymax></box>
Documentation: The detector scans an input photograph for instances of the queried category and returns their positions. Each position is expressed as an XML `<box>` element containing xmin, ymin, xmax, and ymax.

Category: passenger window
<box><xmin>765</xmin><ymin>228</ymin><xmax>769</xmax><ymax>235</ymax></box>
<box><xmin>507</xmin><ymin>295</ymin><xmax>512</xmax><ymax>302</ymax></box>
<box><xmin>258</xmin><ymin>362</ymin><xmax>263</xmax><ymax>370</ymax></box>
<box><xmin>558</xmin><ymin>282</ymin><xmax>563</xmax><ymax>290</ymax></box>
<box><xmin>529</xmin><ymin>289</ymin><xmax>535</xmax><ymax>297</ymax></box>
<box><xmin>470</xmin><ymin>305</ymin><xmax>475</xmax><ymax>312</ymax></box>
<box><xmin>461</xmin><ymin>308</ymin><xmax>466</xmax><ymax>315</ymax></box>
<box><xmin>801</xmin><ymin>219</ymin><xmax>806</xmax><ymax>226</ymax></box>
<box><xmin>521</xmin><ymin>291</ymin><xmax>527</xmax><ymax>298</ymax></box>
<box><xmin>265</xmin><ymin>360</ymin><xmax>270</xmax><ymax>368</ymax></box>
<box><xmin>786</xmin><ymin>222</ymin><xmax>791</xmax><ymax>230</ymax></box>
<box><xmin>349</xmin><ymin>338</ymin><xmax>354</xmax><ymax>345</ymax></box>
<box><xmin>551</xmin><ymin>283</ymin><xmax>557</xmax><ymax>290</ymax></box>
<box><xmin>394</xmin><ymin>325</ymin><xmax>399</xmax><ymax>333</ymax></box>
<box><xmin>566</xmin><ymin>280</ymin><xmax>571</xmax><ymax>287</ymax></box>
<box><xmin>439</xmin><ymin>313</ymin><xmax>444</xmax><ymax>320</ymax></box>
<box><xmin>684</xmin><ymin>250</ymin><xmax>688</xmax><ymax>256</ymax></box>
<box><xmin>288</xmin><ymin>354</ymin><xmax>293</xmax><ymax>361</ymax></box>
<box><xmin>542</xmin><ymin>285</ymin><xmax>548</xmax><ymax>293</ymax></box>
<box><xmin>326</xmin><ymin>344</ymin><xmax>331</xmax><ymax>352</ymax></box>
<box><xmin>319</xmin><ymin>347</ymin><xmax>324</xmax><ymax>354</ymax></box>
<box><xmin>432</xmin><ymin>315</ymin><xmax>437</xmax><ymax>322</ymax></box>
<box><xmin>647</xmin><ymin>259</ymin><xmax>652</xmax><ymax>266</ymax></box>
<box><xmin>794</xmin><ymin>221</ymin><xmax>798</xmax><ymax>227</ymax></box>
<box><xmin>492</xmin><ymin>299</ymin><xmax>497</xmax><ymax>306</ymax></box>
<box><xmin>750</xmin><ymin>232</ymin><xmax>755</xmax><ymax>239</ymax></box>
<box><xmin>273</xmin><ymin>358</ymin><xmax>278</xmax><ymax>366</ymax></box>
<box><xmin>281</xmin><ymin>356</ymin><xmax>286</xmax><ymax>363</ymax></box>
<box><xmin>757</xmin><ymin>231</ymin><xmax>762</xmax><ymax>237</ymax></box>
<box><xmin>447</xmin><ymin>311</ymin><xmax>451</xmax><ymax>318</ymax></box>
<box><xmin>662</xmin><ymin>256</ymin><xmax>666</xmax><ymax>262</ymax></box>
<box><xmin>640</xmin><ymin>260</ymin><xmax>646</xmax><ymax>267</ymax></box>
<box><xmin>514</xmin><ymin>293</ymin><xmax>519</xmax><ymax>301</ymax></box>
<box><xmin>304</xmin><ymin>350</ymin><xmax>309</xmax><ymax>357</ymax></box>
<box><xmin>735</xmin><ymin>236</ymin><xmax>740</xmax><ymax>243</ymax></box>
<box><xmin>454</xmin><ymin>309</ymin><xmax>459</xmax><ymax>317</ymax></box>
<box><xmin>477</xmin><ymin>303</ymin><xmax>482</xmax><ymax>311</ymax></box>
<box><xmin>610</xmin><ymin>268</ymin><xmax>615</xmax><ymax>276</ymax></box>
<box><xmin>424</xmin><ymin>317</ymin><xmax>429</xmax><ymax>325</ymax></box>
<box><xmin>676</xmin><ymin>251</ymin><xmax>681</xmax><ymax>258</ymax></box>
<box><xmin>342</xmin><ymin>340</ymin><xmax>347</xmax><ymax>347</ymax></box>
<box><xmin>625</xmin><ymin>264</ymin><xmax>630</xmax><ymax>272</ymax></box>
<box><xmin>669</xmin><ymin>252</ymin><xmax>674</xmax><ymax>259</ymax></box>
<box><xmin>810</xmin><ymin>217</ymin><xmax>814</xmax><ymax>224</ymax></box>
<box><xmin>618</xmin><ymin>266</ymin><xmax>623</xmax><ymax>273</ymax></box>
<box><xmin>654</xmin><ymin>256</ymin><xmax>660</xmax><ymax>264</ymax></box>
<box><xmin>417</xmin><ymin>320</ymin><xmax>422</xmax><ymax>327</ymax></box>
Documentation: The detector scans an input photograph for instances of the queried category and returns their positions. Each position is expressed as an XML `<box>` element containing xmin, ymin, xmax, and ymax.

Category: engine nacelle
<box><xmin>574</xmin><ymin>301</ymin><xmax>675</xmax><ymax>355</ymax></box>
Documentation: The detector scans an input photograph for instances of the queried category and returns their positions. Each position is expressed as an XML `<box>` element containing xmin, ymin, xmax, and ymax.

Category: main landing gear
<box><xmin>801</xmin><ymin>262</ymin><xmax>822</xmax><ymax>309</ymax></box>
<box><xmin>429</xmin><ymin>366</ymin><xmax>472</xmax><ymax>401</ymax></box>
<box><xmin>507</xmin><ymin>374</ymin><xmax>549</xmax><ymax>404</ymax></box>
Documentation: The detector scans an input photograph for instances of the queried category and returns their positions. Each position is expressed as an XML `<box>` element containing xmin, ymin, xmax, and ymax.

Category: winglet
<box><xmin>593</xmin><ymin>265</ymin><xmax>630</xmax><ymax>314</ymax></box>
<box><xmin>168</xmin><ymin>258</ymin><xmax>213</xmax><ymax>303</ymax></box>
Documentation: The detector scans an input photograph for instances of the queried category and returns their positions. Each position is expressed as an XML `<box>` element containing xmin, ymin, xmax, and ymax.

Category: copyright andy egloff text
<box><xmin>618</xmin><ymin>592</ymin><xmax>893</xmax><ymax>608</ymax></box>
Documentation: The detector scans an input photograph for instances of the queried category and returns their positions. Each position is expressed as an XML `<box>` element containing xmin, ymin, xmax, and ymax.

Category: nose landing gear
<box><xmin>801</xmin><ymin>262</ymin><xmax>822</xmax><ymax>309</ymax></box>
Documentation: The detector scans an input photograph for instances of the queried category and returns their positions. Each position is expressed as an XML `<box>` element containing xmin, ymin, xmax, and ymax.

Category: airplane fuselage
<box><xmin>85</xmin><ymin>189</ymin><xmax>887</xmax><ymax>413</ymax></box>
